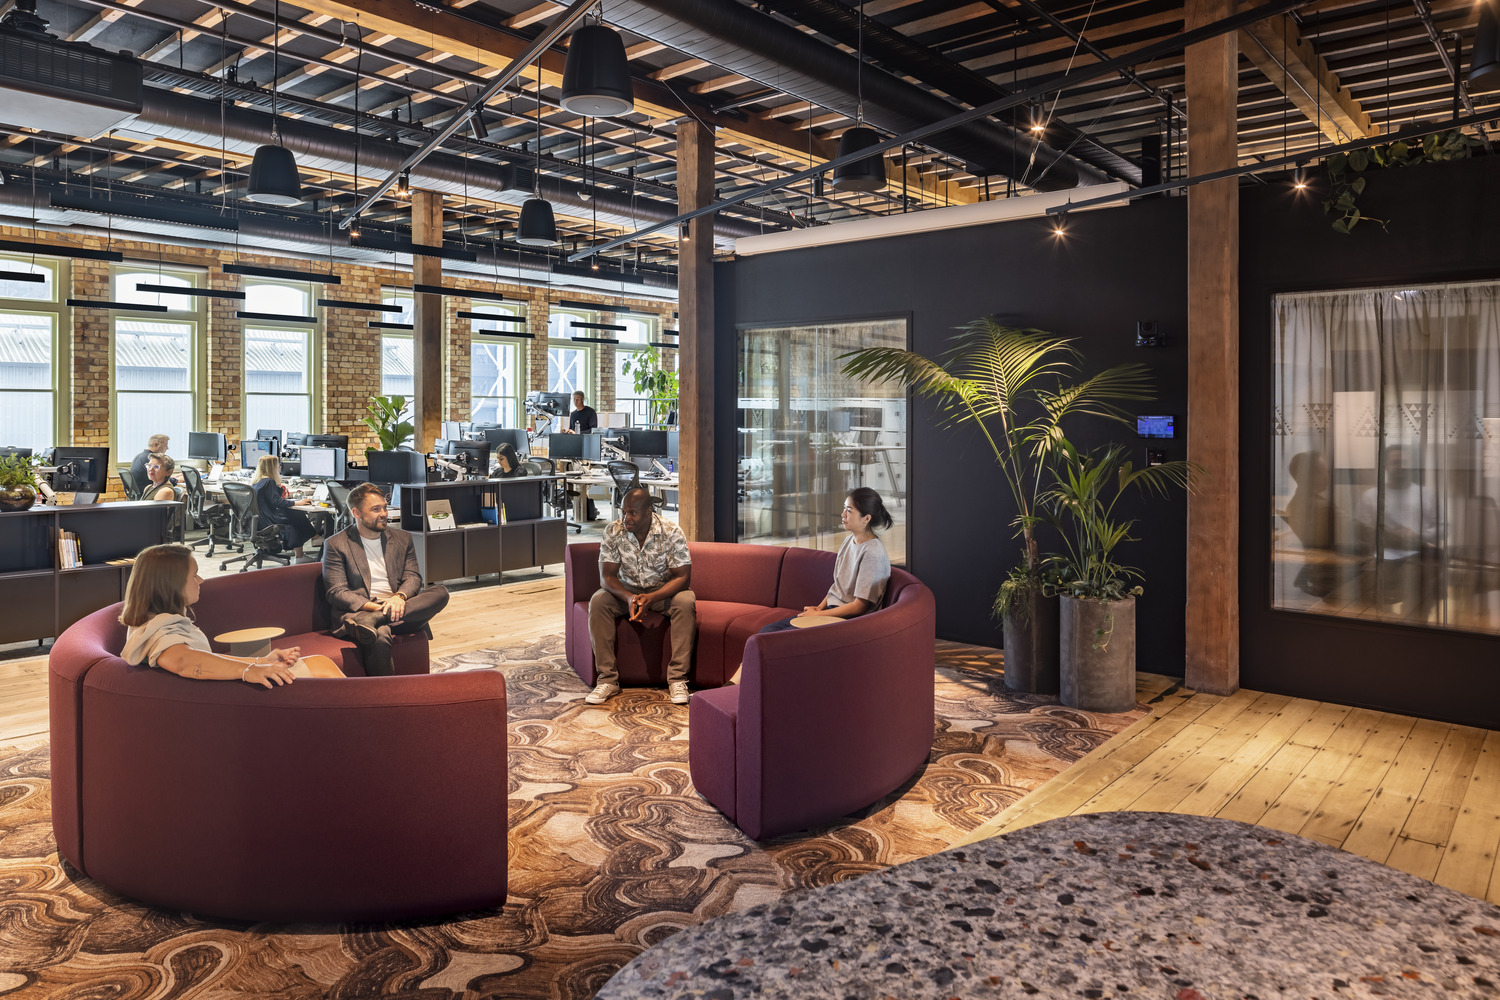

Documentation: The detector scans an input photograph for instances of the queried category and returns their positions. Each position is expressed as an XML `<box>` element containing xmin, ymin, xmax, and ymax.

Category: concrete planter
<box><xmin>1060</xmin><ymin>595</ymin><xmax>1136</xmax><ymax>713</ymax></box>
<box><xmin>1002</xmin><ymin>591</ymin><xmax>1060</xmax><ymax>695</ymax></box>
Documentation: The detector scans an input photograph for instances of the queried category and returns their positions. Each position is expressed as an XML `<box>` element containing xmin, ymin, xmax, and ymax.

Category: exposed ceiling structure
<box><xmin>0</xmin><ymin>0</ymin><xmax>1495</xmax><ymax>293</ymax></box>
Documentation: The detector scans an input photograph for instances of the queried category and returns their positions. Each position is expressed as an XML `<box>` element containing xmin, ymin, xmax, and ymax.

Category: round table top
<box><xmin>212</xmin><ymin>626</ymin><xmax>286</xmax><ymax>644</ymax></box>
<box><xmin>598</xmin><ymin>811</ymin><xmax>1500</xmax><ymax>999</ymax></box>
<box><xmin>788</xmin><ymin>615</ymin><xmax>839</xmax><ymax>628</ymax></box>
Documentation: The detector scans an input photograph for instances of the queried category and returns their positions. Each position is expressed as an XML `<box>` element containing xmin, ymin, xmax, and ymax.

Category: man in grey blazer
<box><xmin>322</xmin><ymin>481</ymin><xmax>449</xmax><ymax>675</ymax></box>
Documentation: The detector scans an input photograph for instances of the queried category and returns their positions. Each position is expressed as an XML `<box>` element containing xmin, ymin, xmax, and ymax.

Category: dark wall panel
<box><xmin>1240</xmin><ymin>154</ymin><xmax>1500</xmax><ymax>729</ymax></box>
<box><xmin>716</xmin><ymin>198</ymin><xmax>1192</xmax><ymax>672</ymax></box>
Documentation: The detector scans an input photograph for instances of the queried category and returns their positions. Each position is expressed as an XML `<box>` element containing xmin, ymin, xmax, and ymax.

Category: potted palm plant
<box><xmin>0</xmin><ymin>453</ymin><xmax>43</xmax><ymax>512</ymax></box>
<box><xmin>1048</xmin><ymin>441</ymin><xmax>1199</xmax><ymax>712</ymax></box>
<box><xmin>841</xmin><ymin>319</ymin><xmax>1153</xmax><ymax>694</ymax></box>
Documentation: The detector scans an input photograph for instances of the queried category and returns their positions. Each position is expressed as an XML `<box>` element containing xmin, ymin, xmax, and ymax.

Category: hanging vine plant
<box><xmin>1323</xmin><ymin>129</ymin><xmax>1480</xmax><ymax>233</ymax></box>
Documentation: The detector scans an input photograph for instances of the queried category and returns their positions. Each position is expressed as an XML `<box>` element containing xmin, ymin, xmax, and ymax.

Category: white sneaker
<box><xmin>585</xmin><ymin>682</ymin><xmax>620</xmax><ymax>705</ymax></box>
<box><xmin>669</xmin><ymin>681</ymin><xmax>691</xmax><ymax>705</ymax></box>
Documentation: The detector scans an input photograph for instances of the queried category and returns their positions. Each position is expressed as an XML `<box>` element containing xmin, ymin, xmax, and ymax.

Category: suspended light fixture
<box><xmin>560</xmin><ymin>12</ymin><xmax>635</xmax><ymax>117</ymax></box>
<box><xmin>1470</xmin><ymin>1</ymin><xmax>1500</xmax><ymax>93</ymax></box>
<box><xmin>516</xmin><ymin>60</ymin><xmax>559</xmax><ymax>248</ymax></box>
<box><xmin>831</xmin><ymin>1</ymin><xmax>886</xmax><ymax>192</ymax></box>
<box><xmin>245</xmin><ymin>1</ymin><xmax>303</xmax><ymax>206</ymax></box>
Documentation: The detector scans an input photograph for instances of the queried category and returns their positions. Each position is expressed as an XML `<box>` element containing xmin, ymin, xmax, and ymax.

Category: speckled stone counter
<box><xmin>599</xmin><ymin>812</ymin><xmax>1500</xmax><ymax>999</ymax></box>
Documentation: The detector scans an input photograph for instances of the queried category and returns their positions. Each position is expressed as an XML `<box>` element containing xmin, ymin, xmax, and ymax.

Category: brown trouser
<box><xmin>588</xmin><ymin>588</ymin><xmax>696</xmax><ymax>686</ymax></box>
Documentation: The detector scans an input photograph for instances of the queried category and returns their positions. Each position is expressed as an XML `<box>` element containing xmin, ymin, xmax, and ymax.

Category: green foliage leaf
<box><xmin>1349</xmin><ymin>176</ymin><xmax>1366</xmax><ymax>195</ymax></box>
<box><xmin>1349</xmin><ymin>149</ymin><xmax>1370</xmax><ymax>171</ymax></box>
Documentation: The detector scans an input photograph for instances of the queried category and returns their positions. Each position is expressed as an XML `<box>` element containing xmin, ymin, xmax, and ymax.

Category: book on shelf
<box><xmin>425</xmin><ymin>498</ymin><xmax>456</xmax><ymax>531</ymax></box>
<box><xmin>52</xmin><ymin>528</ymin><xmax>83</xmax><ymax>568</ymax></box>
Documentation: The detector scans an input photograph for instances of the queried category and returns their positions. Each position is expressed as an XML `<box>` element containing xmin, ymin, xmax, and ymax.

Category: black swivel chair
<box><xmin>326</xmin><ymin>482</ymin><xmax>354</xmax><ymax>535</ymax></box>
<box><xmin>607</xmin><ymin>460</ymin><xmax>641</xmax><ymax>517</ymax></box>
<box><xmin>524</xmin><ymin>456</ymin><xmax>581</xmax><ymax>533</ymax></box>
<box><xmin>218</xmin><ymin>482</ymin><xmax>291</xmax><ymax>573</ymax></box>
<box><xmin>118</xmin><ymin>468</ymin><xmax>144</xmax><ymax>501</ymax></box>
<box><xmin>182</xmin><ymin>467</ymin><xmax>230</xmax><ymax>555</ymax></box>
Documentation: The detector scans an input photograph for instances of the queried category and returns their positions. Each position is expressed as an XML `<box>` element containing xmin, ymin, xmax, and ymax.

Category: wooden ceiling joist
<box><xmin>1239</xmin><ymin>14</ymin><xmax>1378</xmax><ymax>142</ymax></box>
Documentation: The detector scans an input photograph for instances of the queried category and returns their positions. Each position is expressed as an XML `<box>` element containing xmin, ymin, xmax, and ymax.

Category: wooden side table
<box><xmin>789</xmin><ymin>615</ymin><xmax>840</xmax><ymax>628</ymax></box>
<box><xmin>213</xmin><ymin>626</ymin><xmax>286</xmax><ymax>658</ymax></box>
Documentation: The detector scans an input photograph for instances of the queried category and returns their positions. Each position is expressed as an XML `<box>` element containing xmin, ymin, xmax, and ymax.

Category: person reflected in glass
<box><xmin>1356</xmin><ymin>444</ymin><xmax>1440</xmax><ymax>621</ymax></box>
<box><xmin>1283</xmin><ymin>450</ymin><xmax>1342</xmax><ymax>597</ymax></box>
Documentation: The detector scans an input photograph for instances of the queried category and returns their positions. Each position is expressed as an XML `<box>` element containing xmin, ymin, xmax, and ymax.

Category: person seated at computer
<box><xmin>493</xmin><ymin>441</ymin><xmax>524</xmax><ymax>478</ymax></box>
<box><xmin>586</xmin><ymin>486</ymin><xmax>695</xmax><ymax>706</ymax></box>
<box><xmin>323</xmin><ymin>482</ymin><xmax>450</xmax><ymax>676</ymax></box>
<box><xmin>759</xmin><ymin>487</ymin><xmax>893</xmax><ymax>635</ymax></box>
<box><xmin>564</xmin><ymin>391</ymin><xmax>597</xmax><ymax>434</ymax></box>
<box><xmin>143</xmin><ymin>453</ymin><xmax>181</xmax><ymax>503</ymax></box>
<box><xmin>250</xmin><ymin>454</ymin><xmax>316</xmax><ymax>552</ymax></box>
<box><xmin>130</xmin><ymin>433</ymin><xmax>170</xmax><ymax>490</ymax></box>
<box><xmin>119</xmin><ymin>543</ymin><xmax>300</xmax><ymax>687</ymax></box>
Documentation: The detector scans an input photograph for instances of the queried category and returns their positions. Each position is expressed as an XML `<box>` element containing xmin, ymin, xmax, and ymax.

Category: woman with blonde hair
<box><xmin>143</xmin><ymin>453</ymin><xmax>179</xmax><ymax>503</ymax></box>
<box><xmin>119</xmin><ymin>544</ymin><xmax>299</xmax><ymax>686</ymax></box>
<box><xmin>250</xmin><ymin>453</ymin><xmax>315</xmax><ymax>551</ymax></box>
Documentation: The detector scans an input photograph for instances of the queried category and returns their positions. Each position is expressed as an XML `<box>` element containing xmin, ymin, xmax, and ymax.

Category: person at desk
<box><xmin>323</xmin><ymin>482</ymin><xmax>450</xmax><ymax>676</ymax></box>
<box><xmin>130</xmin><ymin>433</ymin><xmax>170</xmax><ymax>489</ymax></box>
<box><xmin>587</xmin><ymin>486</ymin><xmax>695</xmax><ymax>706</ymax></box>
<box><xmin>143</xmin><ymin>453</ymin><xmax>181</xmax><ymax>503</ymax></box>
<box><xmin>119</xmin><ymin>543</ymin><xmax>299</xmax><ymax>687</ymax></box>
<box><xmin>565</xmin><ymin>391</ymin><xmax>597</xmax><ymax>434</ymax></box>
<box><xmin>494</xmin><ymin>441</ymin><xmax>524</xmax><ymax>478</ymax></box>
<box><xmin>250</xmin><ymin>454</ymin><xmax>316</xmax><ymax>552</ymax></box>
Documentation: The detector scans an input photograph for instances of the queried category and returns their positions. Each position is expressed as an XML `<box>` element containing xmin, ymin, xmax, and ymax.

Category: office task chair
<box><xmin>607</xmin><ymin>460</ymin><xmax>641</xmax><ymax>517</ymax></box>
<box><xmin>525</xmin><ymin>456</ymin><xmax>582</xmax><ymax>533</ymax></box>
<box><xmin>118</xmin><ymin>468</ymin><xmax>144</xmax><ymax>501</ymax></box>
<box><xmin>218</xmin><ymin>483</ymin><xmax>292</xmax><ymax>573</ymax></box>
<box><xmin>182</xmin><ymin>467</ymin><xmax>230</xmax><ymax>555</ymax></box>
<box><xmin>326</xmin><ymin>482</ymin><xmax>353</xmax><ymax>535</ymax></box>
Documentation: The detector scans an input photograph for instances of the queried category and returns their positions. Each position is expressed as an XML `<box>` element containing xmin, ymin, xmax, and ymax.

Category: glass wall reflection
<box><xmin>1272</xmin><ymin>282</ymin><xmax>1500</xmax><ymax>635</ymax></box>
<box><xmin>737</xmin><ymin>319</ymin><xmax>907</xmax><ymax>562</ymax></box>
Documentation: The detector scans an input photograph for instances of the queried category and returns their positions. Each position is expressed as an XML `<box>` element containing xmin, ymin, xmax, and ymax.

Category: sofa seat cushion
<box><xmin>693</xmin><ymin>603</ymin><xmax>798</xmax><ymax>689</ymax></box>
<box><xmin>689</xmin><ymin>685</ymin><xmax>740</xmax><ymax>821</ymax></box>
<box><xmin>566</xmin><ymin>601</ymin><xmax>673</xmax><ymax>687</ymax></box>
<box><xmin>279</xmin><ymin>631</ymin><xmax>430</xmax><ymax>678</ymax></box>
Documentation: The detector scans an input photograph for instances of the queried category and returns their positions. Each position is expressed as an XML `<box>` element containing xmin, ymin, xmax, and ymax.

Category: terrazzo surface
<box><xmin>599</xmin><ymin>811</ymin><xmax>1500</xmax><ymax>999</ymax></box>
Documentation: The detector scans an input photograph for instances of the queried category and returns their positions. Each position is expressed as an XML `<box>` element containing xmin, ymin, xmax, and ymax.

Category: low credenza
<box><xmin>0</xmin><ymin>501</ymin><xmax>179</xmax><ymax>644</ymax></box>
<box><xmin>396</xmin><ymin>477</ymin><xmax>568</xmax><ymax>583</ymax></box>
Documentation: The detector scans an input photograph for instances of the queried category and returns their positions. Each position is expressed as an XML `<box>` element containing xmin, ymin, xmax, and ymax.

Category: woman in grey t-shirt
<box><xmin>759</xmin><ymin>487</ymin><xmax>895</xmax><ymax>634</ymax></box>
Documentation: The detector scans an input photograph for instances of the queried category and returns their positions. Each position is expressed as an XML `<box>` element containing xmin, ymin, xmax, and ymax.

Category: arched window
<box><xmin>243</xmin><ymin>280</ymin><xmax>315</xmax><ymax>436</ymax></box>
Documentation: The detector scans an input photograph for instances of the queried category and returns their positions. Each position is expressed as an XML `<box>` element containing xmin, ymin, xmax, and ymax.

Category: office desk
<box><xmin>562</xmin><ymin>470</ymin><xmax>680</xmax><ymax>522</ymax></box>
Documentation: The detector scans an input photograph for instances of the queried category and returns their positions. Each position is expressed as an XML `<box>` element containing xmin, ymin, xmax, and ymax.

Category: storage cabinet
<box><xmin>399</xmin><ymin>477</ymin><xmax>566</xmax><ymax>583</ymax></box>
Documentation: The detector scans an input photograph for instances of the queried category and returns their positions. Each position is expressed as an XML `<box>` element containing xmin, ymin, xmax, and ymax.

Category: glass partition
<box><xmin>1271</xmin><ymin>281</ymin><xmax>1500</xmax><ymax>635</ymax></box>
<box><xmin>737</xmin><ymin>318</ymin><xmax>907</xmax><ymax>563</ymax></box>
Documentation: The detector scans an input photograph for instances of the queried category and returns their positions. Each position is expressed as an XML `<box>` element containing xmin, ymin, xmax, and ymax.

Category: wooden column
<box><xmin>1184</xmin><ymin>0</ymin><xmax>1240</xmax><ymax>694</ymax></box>
<box><xmin>677</xmin><ymin>120</ymin><xmax>715</xmax><ymax>540</ymax></box>
<box><xmin>411</xmin><ymin>189</ymin><xmax>444</xmax><ymax>452</ymax></box>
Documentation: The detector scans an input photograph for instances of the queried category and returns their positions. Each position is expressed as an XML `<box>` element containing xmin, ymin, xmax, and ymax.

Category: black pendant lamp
<box><xmin>245</xmin><ymin>1</ymin><xmax>302</xmax><ymax>206</ymax></box>
<box><xmin>560</xmin><ymin>17</ymin><xmax>635</xmax><ymax>117</ymax></box>
<box><xmin>831</xmin><ymin>1</ymin><xmax>886</xmax><ymax>192</ymax></box>
<box><xmin>516</xmin><ymin>63</ymin><xmax>560</xmax><ymax>248</ymax></box>
<box><xmin>1470</xmin><ymin>1</ymin><xmax>1500</xmax><ymax>93</ymax></box>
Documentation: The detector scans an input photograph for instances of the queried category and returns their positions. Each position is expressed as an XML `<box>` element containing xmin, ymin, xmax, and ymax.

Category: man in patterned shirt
<box><xmin>586</xmin><ymin>486</ymin><xmax>696</xmax><ymax>704</ymax></box>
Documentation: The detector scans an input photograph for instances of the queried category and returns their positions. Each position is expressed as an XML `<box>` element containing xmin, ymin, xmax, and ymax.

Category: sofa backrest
<box><xmin>566</xmin><ymin>541</ymin><xmax>790</xmax><ymax>608</ymax></box>
<box><xmin>191</xmin><ymin>562</ymin><xmax>332</xmax><ymax>646</ymax></box>
<box><xmin>775</xmin><ymin>546</ymin><xmax>837</xmax><ymax>611</ymax></box>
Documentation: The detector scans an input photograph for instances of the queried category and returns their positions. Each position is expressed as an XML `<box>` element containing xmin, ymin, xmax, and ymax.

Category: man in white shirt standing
<box><xmin>322</xmin><ymin>482</ymin><xmax>449</xmax><ymax>675</ymax></box>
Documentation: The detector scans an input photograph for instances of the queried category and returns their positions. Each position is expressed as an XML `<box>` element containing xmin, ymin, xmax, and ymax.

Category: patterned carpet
<box><xmin>0</xmin><ymin>636</ymin><xmax>1145</xmax><ymax>1000</ymax></box>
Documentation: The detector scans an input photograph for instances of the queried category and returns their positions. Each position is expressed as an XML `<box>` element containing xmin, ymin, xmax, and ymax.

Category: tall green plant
<box><xmin>621</xmin><ymin>348</ymin><xmax>679</xmax><ymax>427</ymax></box>
<box><xmin>840</xmin><ymin>320</ymin><xmax>1156</xmax><ymax>607</ymax></box>
<box><xmin>1048</xmin><ymin>441</ymin><xmax>1199</xmax><ymax>602</ymax></box>
<box><xmin>363</xmin><ymin>394</ymin><xmax>414</xmax><ymax>452</ymax></box>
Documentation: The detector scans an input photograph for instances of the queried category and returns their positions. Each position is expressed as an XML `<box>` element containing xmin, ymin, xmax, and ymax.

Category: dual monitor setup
<box><xmin>187</xmin><ymin>430</ymin><xmax>350</xmax><ymax>481</ymax></box>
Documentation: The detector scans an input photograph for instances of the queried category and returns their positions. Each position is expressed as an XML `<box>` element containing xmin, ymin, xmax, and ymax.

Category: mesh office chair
<box><xmin>607</xmin><ymin>460</ymin><xmax>641</xmax><ymax>517</ymax></box>
<box><xmin>218</xmin><ymin>482</ymin><xmax>291</xmax><ymax>573</ymax></box>
<box><xmin>326</xmin><ymin>482</ymin><xmax>354</xmax><ymax>535</ymax></box>
<box><xmin>118</xmin><ymin>468</ymin><xmax>144</xmax><ymax>501</ymax></box>
<box><xmin>524</xmin><ymin>456</ymin><xmax>581</xmax><ymax>533</ymax></box>
<box><xmin>182</xmin><ymin>467</ymin><xmax>230</xmax><ymax>555</ymax></box>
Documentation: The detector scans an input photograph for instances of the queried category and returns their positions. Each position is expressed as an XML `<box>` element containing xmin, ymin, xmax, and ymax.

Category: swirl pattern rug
<box><xmin>0</xmin><ymin>637</ymin><xmax>1144</xmax><ymax>1000</ymax></box>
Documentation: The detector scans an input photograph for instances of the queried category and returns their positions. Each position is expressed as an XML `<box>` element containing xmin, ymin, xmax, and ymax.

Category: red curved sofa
<box><xmin>565</xmin><ymin>542</ymin><xmax>937</xmax><ymax>839</ymax></box>
<box><xmin>48</xmin><ymin>562</ymin><xmax>508</xmax><ymax>922</ymax></box>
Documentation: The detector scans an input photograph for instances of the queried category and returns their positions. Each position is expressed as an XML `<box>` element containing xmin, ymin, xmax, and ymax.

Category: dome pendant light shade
<box><xmin>1470</xmin><ymin>3</ymin><xmax>1500</xmax><ymax>93</ymax></box>
<box><xmin>560</xmin><ymin>23</ymin><xmax>635</xmax><ymax>117</ymax></box>
<box><xmin>831</xmin><ymin>125</ymin><xmax>887</xmax><ymax>192</ymax></box>
<box><xmin>246</xmin><ymin>144</ymin><xmax>303</xmax><ymax>206</ymax></box>
<box><xmin>517</xmin><ymin>197</ymin><xmax>559</xmax><ymax>247</ymax></box>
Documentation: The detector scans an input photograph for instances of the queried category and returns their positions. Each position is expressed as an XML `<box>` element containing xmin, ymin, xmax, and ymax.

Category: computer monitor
<box><xmin>628</xmin><ymin>430</ymin><xmax>670</xmax><ymax>458</ymax></box>
<box><xmin>526</xmin><ymin>390</ymin><xmax>572</xmax><ymax>417</ymax></box>
<box><xmin>666</xmin><ymin>430</ymin><xmax>679</xmax><ymax>461</ymax></box>
<box><xmin>240</xmin><ymin>438</ymin><xmax>273</xmax><ymax>470</ymax></box>
<box><xmin>0</xmin><ymin>445</ymin><xmax>34</xmax><ymax>458</ymax></box>
<box><xmin>478</xmin><ymin>426</ymin><xmax>527</xmax><ymax>456</ymax></box>
<box><xmin>51</xmin><ymin>447</ymin><xmax>111</xmax><ymax>493</ymax></box>
<box><xmin>434</xmin><ymin>439</ymin><xmax>455</xmax><ymax>455</ymax></box>
<box><xmin>304</xmin><ymin>434</ymin><xmax>350</xmax><ymax>450</ymax></box>
<box><xmin>440</xmin><ymin>420</ymin><xmax>468</xmax><ymax>441</ymax></box>
<box><xmin>186</xmin><ymin>431</ymin><xmax>227</xmax><ymax>463</ymax></box>
<box><xmin>285</xmin><ymin>431</ymin><xmax>308</xmax><ymax>447</ymax></box>
<box><xmin>367</xmin><ymin>449</ymin><xmax>427</xmax><ymax>485</ymax></box>
<box><xmin>549</xmin><ymin>432</ymin><xmax>584</xmax><ymax>459</ymax></box>
<box><xmin>450</xmin><ymin>439</ymin><xmax>491</xmax><ymax>477</ymax></box>
<box><xmin>255</xmin><ymin>429</ymin><xmax>282</xmax><ymax>456</ymax></box>
<box><xmin>298</xmin><ymin>446</ymin><xmax>346</xmax><ymax>480</ymax></box>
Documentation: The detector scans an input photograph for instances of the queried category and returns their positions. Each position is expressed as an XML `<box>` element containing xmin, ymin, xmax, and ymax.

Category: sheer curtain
<box><xmin>1272</xmin><ymin>281</ymin><xmax>1500</xmax><ymax>634</ymax></box>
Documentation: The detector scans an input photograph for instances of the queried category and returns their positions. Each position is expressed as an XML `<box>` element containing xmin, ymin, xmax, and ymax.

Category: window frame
<box><xmin>545</xmin><ymin>306</ymin><xmax>596</xmax><ymax>403</ymax></box>
<box><xmin>0</xmin><ymin>253</ymin><xmax>69</xmax><ymax>452</ymax></box>
<box><xmin>109</xmin><ymin>264</ymin><xmax>207</xmax><ymax>463</ymax></box>
<box><xmin>241</xmin><ymin>278</ymin><xmax>320</xmax><ymax>437</ymax></box>
<box><xmin>469</xmin><ymin>303</ymin><xmax>527</xmax><ymax>428</ymax></box>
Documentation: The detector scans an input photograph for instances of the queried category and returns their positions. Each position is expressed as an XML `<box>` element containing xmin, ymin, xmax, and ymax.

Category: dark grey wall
<box><xmin>715</xmin><ymin>197</ymin><xmax>1192</xmax><ymax>672</ymax></box>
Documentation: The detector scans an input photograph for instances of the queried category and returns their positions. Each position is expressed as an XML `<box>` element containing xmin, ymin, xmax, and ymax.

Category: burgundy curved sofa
<box><xmin>49</xmin><ymin>562</ymin><xmax>508</xmax><ymax>922</ymax></box>
<box><xmin>565</xmin><ymin>542</ymin><xmax>936</xmax><ymax>839</ymax></box>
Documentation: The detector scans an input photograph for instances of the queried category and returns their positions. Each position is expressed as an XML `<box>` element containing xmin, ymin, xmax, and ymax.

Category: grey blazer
<box><xmin>322</xmin><ymin>524</ymin><xmax>425</xmax><ymax>614</ymax></box>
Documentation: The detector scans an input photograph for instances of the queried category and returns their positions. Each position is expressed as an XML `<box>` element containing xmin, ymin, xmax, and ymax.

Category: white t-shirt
<box><xmin>826</xmin><ymin>534</ymin><xmax>892</xmax><ymax>611</ymax></box>
<box><xmin>361</xmin><ymin>533</ymin><xmax>395</xmax><ymax>600</ymax></box>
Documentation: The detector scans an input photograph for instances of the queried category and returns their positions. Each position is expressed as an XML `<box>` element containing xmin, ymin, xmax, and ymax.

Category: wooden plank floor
<box><xmin>5</xmin><ymin>575</ymin><xmax>1498</xmax><ymax>905</ymax></box>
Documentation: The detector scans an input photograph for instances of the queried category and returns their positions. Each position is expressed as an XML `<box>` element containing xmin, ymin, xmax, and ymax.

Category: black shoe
<box><xmin>340</xmin><ymin>612</ymin><xmax>380</xmax><ymax>645</ymax></box>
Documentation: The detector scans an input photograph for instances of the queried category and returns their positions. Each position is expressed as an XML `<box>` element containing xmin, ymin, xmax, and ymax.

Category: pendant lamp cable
<box><xmin>270</xmin><ymin>1</ymin><xmax>280</xmax><ymax>145</ymax></box>
<box><xmin>534</xmin><ymin>61</ymin><xmax>544</xmax><ymax>198</ymax></box>
<box><xmin>855</xmin><ymin>1</ymin><xmax>865</xmax><ymax>125</ymax></box>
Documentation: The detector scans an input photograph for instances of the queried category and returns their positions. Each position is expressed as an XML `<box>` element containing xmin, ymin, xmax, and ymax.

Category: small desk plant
<box><xmin>842</xmin><ymin>319</ymin><xmax>1154</xmax><ymax>694</ymax></box>
<box><xmin>0</xmin><ymin>452</ymin><xmax>42</xmax><ymax>512</ymax></box>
